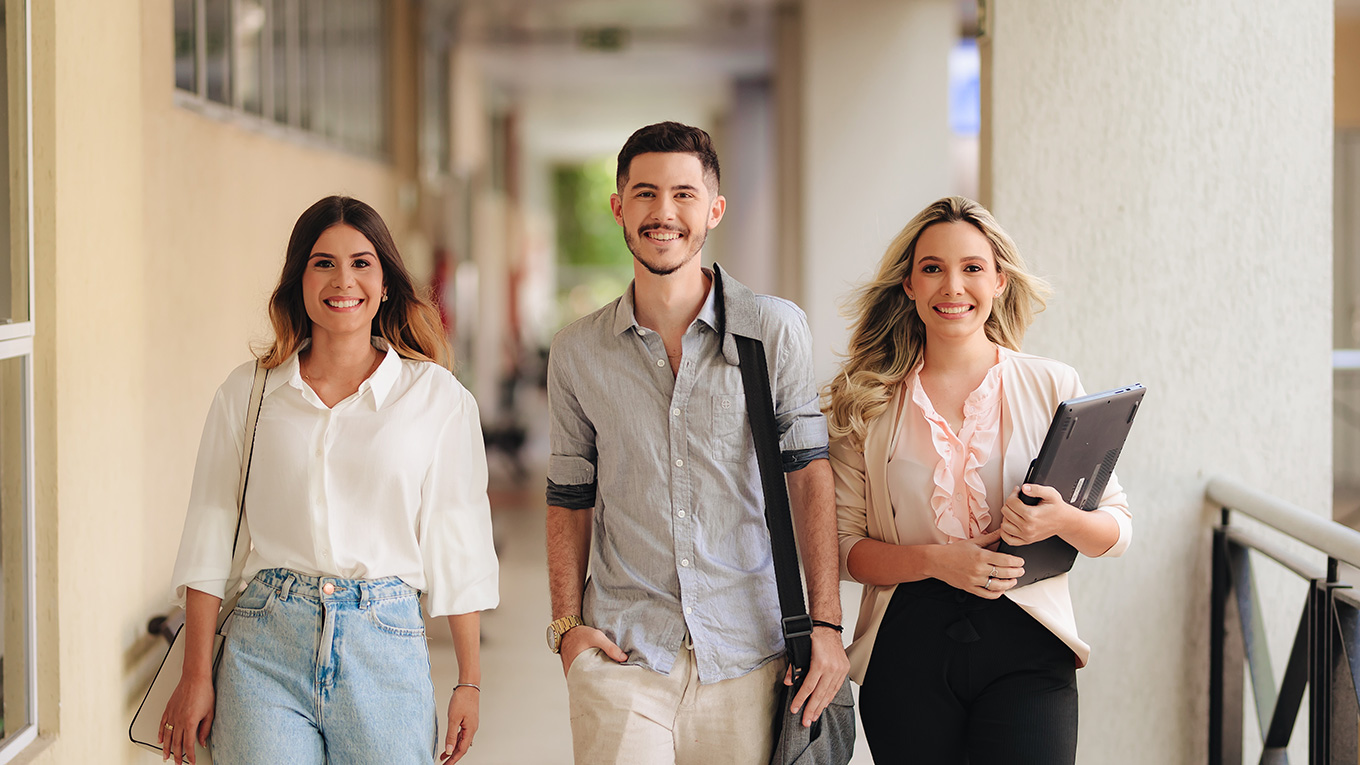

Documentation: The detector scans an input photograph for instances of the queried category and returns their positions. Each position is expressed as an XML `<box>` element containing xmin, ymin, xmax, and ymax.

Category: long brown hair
<box><xmin>823</xmin><ymin>196</ymin><xmax>1050</xmax><ymax>448</ymax></box>
<box><xmin>258</xmin><ymin>196</ymin><xmax>450</xmax><ymax>369</ymax></box>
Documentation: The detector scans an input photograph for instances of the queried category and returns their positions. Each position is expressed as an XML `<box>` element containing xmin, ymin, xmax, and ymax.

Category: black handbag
<box><xmin>715</xmin><ymin>266</ymin><xmax>856</xmax><ymax>765</ymax></box>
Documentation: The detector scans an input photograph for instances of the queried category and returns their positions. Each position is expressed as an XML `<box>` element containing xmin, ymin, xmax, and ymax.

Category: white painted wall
<box><xmin>986</xmin><ymin>1</ymin><xmax>1333</xmax><ymax>761</ymax></box>
<box><xmin>801</xmin><ymin>0</ymin><xmax>955</xmax><ymax>382</ymax></box>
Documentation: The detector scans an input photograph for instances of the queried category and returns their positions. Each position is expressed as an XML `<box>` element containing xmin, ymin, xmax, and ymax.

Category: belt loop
<box><xmin>280</xmin><ymin>574</ymin><xmax>295</xmax><ymax>601</ymax></box>
<box><xmin>359</xmin><ymin>580</ymin><xmax>370</xmax><ymax>609</ymax></box>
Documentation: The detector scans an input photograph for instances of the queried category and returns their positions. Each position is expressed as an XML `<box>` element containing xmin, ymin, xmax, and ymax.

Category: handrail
<box><xmin>1207</xmin><ymin>476</ymin><xmax>1360</xmax><ymax>568</ymax></box>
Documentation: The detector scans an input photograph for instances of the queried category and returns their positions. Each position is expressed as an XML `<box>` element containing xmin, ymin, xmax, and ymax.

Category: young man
<box><xmin>545</xmin><ymin>121</ymin><xmax>848</xmax><ymax>764</ymax></box>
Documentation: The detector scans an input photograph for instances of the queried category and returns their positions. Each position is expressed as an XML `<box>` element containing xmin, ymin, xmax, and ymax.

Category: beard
<box><xmin>624</xmin><ymin>223</ymin><xmax>707</xmax><ymax>276</ymax></box>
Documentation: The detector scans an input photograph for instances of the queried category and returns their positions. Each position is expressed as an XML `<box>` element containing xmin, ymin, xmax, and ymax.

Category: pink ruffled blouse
<box><xmin>887</xmin><ymin>353</ymin><xmax>1006</xmax><ymax>543</ymax></box>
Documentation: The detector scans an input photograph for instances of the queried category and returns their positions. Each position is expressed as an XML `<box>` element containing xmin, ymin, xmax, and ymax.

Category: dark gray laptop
<box><xmin>999</xmin><ymin>383</ymin><xmax>1145</xmax><ymax>587</ymax></box>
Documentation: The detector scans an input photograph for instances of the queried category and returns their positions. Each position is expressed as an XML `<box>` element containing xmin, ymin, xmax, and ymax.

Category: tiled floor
<box><xmin>427</xmin><ymin>477</ymin><xmax>874</xmax><ymax>764</ymax></box>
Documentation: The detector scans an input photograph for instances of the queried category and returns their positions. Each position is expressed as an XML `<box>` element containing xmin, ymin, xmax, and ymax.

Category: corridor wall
<box><xmin>985</xmin><ymin>1</ymin><xmax>1332</xmax><ymax>761</ymax></box>
<box><xmin>28</xmin><ymin>0</ymin><xmax>406</xmax><ymax>761</ymax></box>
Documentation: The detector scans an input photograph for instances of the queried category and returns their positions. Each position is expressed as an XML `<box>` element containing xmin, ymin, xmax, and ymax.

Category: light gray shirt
<box><xmin>546</xmin><ymin>267</ymin><xmax>828</xmax><ymax>683</ymax></box>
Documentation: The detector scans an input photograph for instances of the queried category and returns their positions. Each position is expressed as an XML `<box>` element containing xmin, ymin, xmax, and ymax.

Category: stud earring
<box><xmin>381</xmin><ymin>293</ymin><xmax>388</xmax><ymax>303</ymax></box>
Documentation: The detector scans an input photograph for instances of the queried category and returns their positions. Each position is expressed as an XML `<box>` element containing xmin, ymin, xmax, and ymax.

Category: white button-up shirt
<box><xmin>170</xmin><ymin>340</ymin><xmax>499</xmax><ymax>617</ymax></box>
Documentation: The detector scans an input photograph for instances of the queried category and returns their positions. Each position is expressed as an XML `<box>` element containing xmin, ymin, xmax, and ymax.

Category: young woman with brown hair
<box><xmin>159</xmin><ymin>196</ymin><xmax>497</xmax><ymax>765</ymax></box>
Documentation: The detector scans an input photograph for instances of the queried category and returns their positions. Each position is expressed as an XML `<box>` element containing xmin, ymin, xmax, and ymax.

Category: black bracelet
<box><xmin>811</xmin><ymin>620</ymin><xmax>843</xmax><ymax>633</ymax></box>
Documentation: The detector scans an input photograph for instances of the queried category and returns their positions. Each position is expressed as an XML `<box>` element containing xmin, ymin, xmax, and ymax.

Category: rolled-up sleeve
<box><xmin>546</xmin><ymin>344</ymin><xmax>599</xmax><ymax>508</ymax></box>
<box><xmin>170</xmin><ymin>378</ymin><xmax>248</xmax><ymax>606</ymax></box>
<box><xmin>420</xmin><ymin>386</ymin><xmax>500</xmax><ymax>617</ymax></box>
<box><xmin>830</xmin><ymin>436</ymin><xmax>871</xmax><ymax>582</ymax></box>
<box><xmin>769</xmin><ymin>305</ymin><xmax>829</xmax><ymax>466</ymax></box>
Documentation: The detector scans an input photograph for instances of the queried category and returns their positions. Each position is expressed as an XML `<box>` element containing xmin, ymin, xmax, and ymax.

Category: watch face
<box><xmin>546</xmin><ymin>624</ymin><xmax>558</xmax><ymax>651</ymax></box>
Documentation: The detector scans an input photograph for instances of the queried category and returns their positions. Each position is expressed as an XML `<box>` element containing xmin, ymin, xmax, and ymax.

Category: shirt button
<box><xmin>656</xmin><ymin>359</ymin><xmax>665</xmax><ymax>367</ymax></box>
<box><xmin>677</xmin><ymin>510</ymin><xmax>685</xmax><ymax>518</ymax></box>
<box><xmin>322</xmin><ymin>582</ymin><xmax>335</xmax><ymax>595</ymax></box>
<box><xmin>675</xmin><ymin>459</ymin><xmax>684</xmax><ymax>467</ymax></box>
<box><xmin>681</xmin><ymin>558</ymin><xmax>690</xmax><ymax>567</ymax></box>
<box><xmin>685</xmin><ymin>607</ymin><xmax>693</xmax><ymax>615</ymax></box>
<box><xmin>955</xmin><ymin>493</ymin><xmax>964</xmax><ymax>501</ymax></box>
<box><xmin>722</xmin><ymin>398</ymin><xmax>731</xmax><ymax>409</ymax></box>
<box><xmin>672</xmin><ymin>408</ymin><xmax>680</xmax><ymax>417</ymax></box>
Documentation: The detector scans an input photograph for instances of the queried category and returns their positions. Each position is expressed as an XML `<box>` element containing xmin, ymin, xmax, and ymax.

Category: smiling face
<box><xmin>301</xmin><ymin>223</ymin><xmax>385</xmax><ymax>342</ymax></box>
<box><xmin>903</xmin><ymin>221</ymin><xmax>1006</xmax><ymax>346</ymax></box>
<box><xmin>611</xmin><ymin>151</ymin><xmax>725</xmax><ymax>277</ymax></box>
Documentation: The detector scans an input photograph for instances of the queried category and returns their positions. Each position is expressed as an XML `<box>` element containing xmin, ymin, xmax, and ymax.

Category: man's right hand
<box><xmin>559</xmin><ymin>625</ymin><xmax>628</xmax><ymax>676</ymax></box>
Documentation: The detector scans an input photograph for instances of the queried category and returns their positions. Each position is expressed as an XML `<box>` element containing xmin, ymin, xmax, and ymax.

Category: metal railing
<box><xmin>1208</xmin><ymin>477</ymin><xmax>1360</xmax><ymax>765</ymax></box>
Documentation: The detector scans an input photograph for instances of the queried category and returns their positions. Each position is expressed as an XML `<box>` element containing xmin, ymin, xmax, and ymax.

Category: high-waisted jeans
<box><xmin>859</xmin><ymin>578</ymin><xmax>1078</xmax><ymax>765</ymax></box>
<box><xmin>211</xmin><ymin>568</ymin><xmax>438</xmax><ymax>764</ymax></box>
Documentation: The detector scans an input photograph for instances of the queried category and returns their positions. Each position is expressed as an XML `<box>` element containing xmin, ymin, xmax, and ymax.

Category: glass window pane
<box><xmin>365</xmin><ymin>0</ymin><xmax>384</xmax><ymax>154</ymax></box>
<box><xmin>326</xmin><ymin>0</ymin><xmax>347</xmax><ymax>145</ymax></box>
<box><xmin>0</xmin><ymin>1</ymin><xmax>28</xmax><ymax>326</ymax></box>
<box><xmin>173</xmin><ymin>0</ymin><xmax>196</xmax><ymax>92</ymax></box>
<box><xmin>270</xmin><ymin>0</ymin><xmax>288</xmax><ymax>124</ymax></box>
<box><xmin>233</xmin><ymin>0</ymin><xmax>264</xmax><ymax>114</ymax></box>
<box><xmin>300</xmin><ymin>0</ymin><xmax>325</xmax><ymax>132</ymax></box>
<box><xmin>204</xmin><ymin>0</ymin><xmax>230</xmax><ymax>104</ymax></box>
<box><xmin>321</xmin><ymin>0</ymin><xmax>342</xmax><ymax>140</ymax></box>
<box><xmin>0</xmin><ymin>354</ymin><xmax>31</xmax><ymax>744</ymax></box>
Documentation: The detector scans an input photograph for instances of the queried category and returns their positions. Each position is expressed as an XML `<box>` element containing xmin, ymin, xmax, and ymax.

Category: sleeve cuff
<box><xmin>547</xmin><ymin>480</ymin><xmax>597</xmax><ymax>510</ymax></box>
<box><xmin>1094</xmin><ymin>505</ymin><xmax>1133</xmax><ymax>557</ymax></box>
<box><xmin>782</xmin><ymin>446</ymin><xmax>829</xmax><ymax>473</ymax></box>
<box><xmin>778</xmin><ymin>416</ymin><xmax>829</xmax><ymax>454</ymax></box>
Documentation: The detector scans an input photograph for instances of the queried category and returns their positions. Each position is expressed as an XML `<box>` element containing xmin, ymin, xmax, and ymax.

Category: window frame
<box><xmin>173</xmin><ymin>0</ymin><xmax>388</xmax><ymax>161</ymax></box>
<box><xmin>0</xmin><ymin>0</ymin><xmax>39</xmax><ymax>759</ymax></box>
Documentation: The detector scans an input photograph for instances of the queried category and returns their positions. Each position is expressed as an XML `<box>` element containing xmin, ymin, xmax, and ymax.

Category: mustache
<box><xmin>637</xmin><ymin>223</ymin><xmax>686</xmax><ymax>235</ymax></box>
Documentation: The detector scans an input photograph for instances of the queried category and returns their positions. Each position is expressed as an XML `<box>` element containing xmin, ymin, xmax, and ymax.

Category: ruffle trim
<box><xmin>909</xmin><ymin>355</ymin><xmax>1005</xmax><ymax>541</ymax></box>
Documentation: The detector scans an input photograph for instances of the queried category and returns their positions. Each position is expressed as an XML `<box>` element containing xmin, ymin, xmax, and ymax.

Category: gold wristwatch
<box><xmin>546</xmin><ymin>615</ymin><xmax>584</xmax><ymax>654</ymax></box>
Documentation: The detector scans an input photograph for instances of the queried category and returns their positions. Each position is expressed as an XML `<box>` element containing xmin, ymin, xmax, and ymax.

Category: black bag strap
<box><xmin>713</xmin><ymin>266</ymin><xmax>814</xmax><ymax>684</ymax></box>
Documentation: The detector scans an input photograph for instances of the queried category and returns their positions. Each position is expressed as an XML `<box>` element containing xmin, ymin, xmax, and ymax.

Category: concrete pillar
<box><xmin>985</xmin><ymin>1</ymin><xmax>1332</xmax><ymax>761</ymax></box>
<box><xmin>800</xmin><ymin>0</ymin><xmax>955</xmax><ymax>381</ymax></box>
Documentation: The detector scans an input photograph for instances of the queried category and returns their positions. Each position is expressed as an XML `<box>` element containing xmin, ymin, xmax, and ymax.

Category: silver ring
<box><xmin>983</xmin><ymin>578</ymin><xmax>993</xmax><ymax>591</ymax></box>
<box><xmin>989</xmin><ymin>566</ymin><xmax>997</xmax><ymax>579</ymax></box>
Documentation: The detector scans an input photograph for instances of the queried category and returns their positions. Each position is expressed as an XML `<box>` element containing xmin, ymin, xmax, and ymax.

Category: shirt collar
<box><xmin>711</xmin><ymin>263</ymin><xmax>761</xmax><ymax>366</ymax></box>
<box><xmin>611</xmin><ymin>270</ymin><xmax>722</xmax><ymax>339</ymax></box>
<box><xmin>273</xmin><ymin>337</ymin><xmax>403</xmax><ymax>410</ymax></box>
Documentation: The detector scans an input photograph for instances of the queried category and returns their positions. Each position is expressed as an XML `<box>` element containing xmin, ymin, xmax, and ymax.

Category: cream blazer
<box><xmin>831</xmin><ymin>348</ymin><xmax>1133</xmax><ymax>684</ymax></box>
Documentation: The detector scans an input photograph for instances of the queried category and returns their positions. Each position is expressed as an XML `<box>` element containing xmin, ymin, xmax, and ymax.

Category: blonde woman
<box><xmin>825</xmin><ymin>197</ymin><xmax>1131</xmax><ymax>763</ymax></box>
<box><xmin>159</xmin><ymin>196</ymin><xmax>498</xmax><ymax>765</ymax></box>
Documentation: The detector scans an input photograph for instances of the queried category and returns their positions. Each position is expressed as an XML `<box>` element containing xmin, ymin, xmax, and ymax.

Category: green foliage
<box><xmin>553</xmin><ymin>158</ymin><xmax>631</xmax><ymax>268</ymax></box>
<box><xmin>553</xmin><ymin>158</ymin><xmax>634</xmax><ymax>327</ymax></box>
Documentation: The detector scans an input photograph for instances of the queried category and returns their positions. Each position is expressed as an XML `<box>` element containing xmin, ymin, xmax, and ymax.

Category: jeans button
<box><xmin>322</xmin><ymin>582</ymin><xmax>335</xmax><ymax>595</ymax></box>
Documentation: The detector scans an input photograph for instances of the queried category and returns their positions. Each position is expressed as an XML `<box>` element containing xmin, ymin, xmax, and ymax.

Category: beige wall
<box><xmin>1339</xmin><ymin>16</ymin><xmax>1360</xmax><ymax>128</ymax></box>
<box><xmin>987</xmin><ymin>1</ymin><xmax>1332</xmax><ymax>762</ymax></box>
<box><xmin>27</xmin><ymin>0</ymin><xmax>404</xmax><ymax>761</ymax></box>
<box><xmin>800</xmin><ymin>0</ymin><xmax>955</xmax><ymax>381</ymax></box>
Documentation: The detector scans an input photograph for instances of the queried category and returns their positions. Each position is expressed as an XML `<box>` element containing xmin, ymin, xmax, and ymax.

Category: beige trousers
<box><xmin>566</xmin><ymin>644</ymin><xmax>785</xmax><ymax>765</ymax></box>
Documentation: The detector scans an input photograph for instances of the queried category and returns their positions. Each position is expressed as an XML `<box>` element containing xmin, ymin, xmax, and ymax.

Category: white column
<box><xmin>986</xmin><ymin>1</ymin><xmax>1332</xmax><ymax>761</ymax></box>
<box><xmin>800</xmin><ymin>0</ymin><xmax>956</xmax><ymax>381</ymax></box>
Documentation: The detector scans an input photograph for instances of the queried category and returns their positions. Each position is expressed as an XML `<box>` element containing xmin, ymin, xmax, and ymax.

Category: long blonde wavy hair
<box><xmin>823</xmin><ymin>196</ymin><xmax>1051</xmax><ymax>448</ymax></box>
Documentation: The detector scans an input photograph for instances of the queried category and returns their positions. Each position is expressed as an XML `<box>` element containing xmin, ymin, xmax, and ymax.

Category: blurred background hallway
<box><xmin>0</xmin><ymin>0</ymin><xmax>1342</xmax><ymax>761</ymax></box>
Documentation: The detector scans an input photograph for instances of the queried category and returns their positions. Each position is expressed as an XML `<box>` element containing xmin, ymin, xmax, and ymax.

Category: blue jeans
<box><xmin>211</xmin><ymin>569</ymin><xmax>438</xmax><ymax>764</ymax></box>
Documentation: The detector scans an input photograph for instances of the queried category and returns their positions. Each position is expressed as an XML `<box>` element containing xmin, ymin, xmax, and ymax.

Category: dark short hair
<box><xmin>615</xmin><ymin>122</ymin><xmax>720</xmax><ymax>193</ymax></box>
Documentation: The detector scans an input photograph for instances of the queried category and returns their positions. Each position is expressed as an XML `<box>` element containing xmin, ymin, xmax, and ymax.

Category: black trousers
<box><xmin>858</xmin><ymin>578</ymin><xmax>1078</xmax><ymax>765</ymax></box>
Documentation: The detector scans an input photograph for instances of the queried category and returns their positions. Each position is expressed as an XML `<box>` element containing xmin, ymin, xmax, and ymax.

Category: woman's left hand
<box><xmin>440</xmin><ymin>685</ymin><xmax>479</xmax><ymax>763</ymax></box>
<box><xmin>999</xmin><ymin>484</ymin><xmax>1079</xmax><ymax>546</ymax></box>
